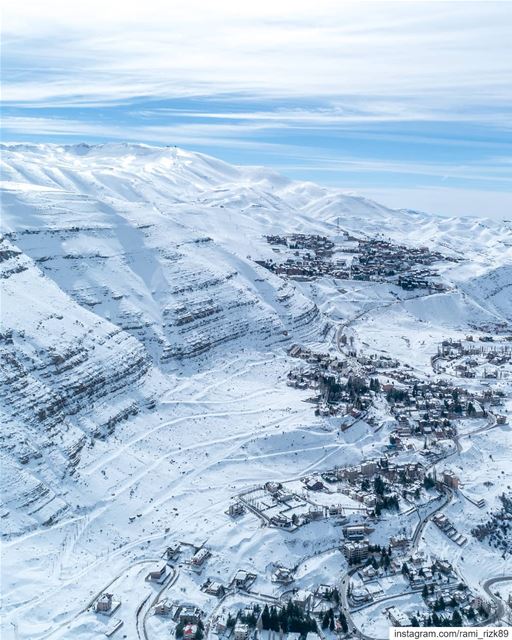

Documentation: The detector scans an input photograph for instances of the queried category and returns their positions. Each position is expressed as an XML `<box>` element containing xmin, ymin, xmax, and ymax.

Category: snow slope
<box><xmin>1</xmin><ymin>143</ymin><xmax>511</xmax><ymax>639</ymax></box>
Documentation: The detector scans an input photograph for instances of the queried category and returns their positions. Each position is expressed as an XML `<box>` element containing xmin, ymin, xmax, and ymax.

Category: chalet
<box><xmin>304</xmin><ymin>477</ymin><xmax>324</xmax><ymax>491</ymax></box>
<box><xmin>216</xmin><ymin>613</ymin><xmax>230</xmax><ymax>634</ymax></box>
<box><xmin>191</xmin><ymin>547</ymin><xmax>210</xmax><ymax>567</ymax></box>
<box><xmin>343</xmin><ymin>524</ymin><xmax>368</xmax><ymax>540</ymax></box>
<box><xmin>96</xmin><ymin>593</ymin><xmax>114</xmax><ymax>613</ymax></box>
<box><xmin>233</xmin><ymin>570</ymin><xmax>256</xmax><ymax>590</ymax></box>
<box><xmin>328</xmin><ymin>504</ymin><xmax>345</xmax><ymax>516</ymax></box>
<box><xmin>154</xmin><ymin>599</ymin><xmax>172</xmax><ymax>615</ymax></box>
<box><xmin>389</xmin><ymin>535</ymin><xmax>409</xmax><ymax>550</ymax></box>
<box><xmin>265</xmin><ymin>481</ymin><xmax>282</xmax><ymax>494</ymax></box>
<box><xmin>165</xmin><ymin>543</ymin><xmax>181</xmax><ymax>561</ymax></box>
<box><xmin>270</xmin><ymin>514</ymin><xmax>293</xmax><ymax>529</ymax></box>
<box><xmin>360</xmin><ymin>565</ymin><xmax>378</xmax><ymax>580</ymax></box>
<box><xmin>272</xmin><ymin>566</ymin><xmax>294</xmax><ymax>584</ymax></box>
<box><xmin>147</xmin><ymin>563</ymin><xmax>167</xmax><ymax>582</ymax></box>
<box><xmin>203</xmin><ymin>579</ymin><xmax>224</xmax><ymax>596</ymax></box>
<box><xmin>308</xmin><ymin>506</ymin><xmax>324</xmax><ymax>520</ymax></box>
<box><xmin>434</xmin><ymin>560</ymin><xmax>452</xmax><ymax>575</ymax></box>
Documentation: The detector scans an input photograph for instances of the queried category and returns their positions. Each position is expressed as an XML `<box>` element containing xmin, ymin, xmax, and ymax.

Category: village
<box><xmin>77</xmin><ymin>423</ymin><xmax>509</xmax><ymax>640</ymax></box>
<box><xmin>256</xmin><ymin>234</ymin><xmax>453</xmax><ymax>292</ymax></box>
<box><xmin>71</xmin><ymin>317</ymin><xmax>512</xmax><ymax>640</ymax></box>
<box><xmin>87</xmin><ymin>526</ymin><xmax>496</xmax><ymax>640</ymax></box>
<box><xmin>285</xmin><ymin>340</ymin><xmax>508</xmax><ymax>444</ymax></box>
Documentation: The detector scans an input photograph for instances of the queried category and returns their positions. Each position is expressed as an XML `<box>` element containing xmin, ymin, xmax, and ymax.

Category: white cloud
<box><xmin>2</xmin><ymin>1</ymin><xmax>511</xmax><ymax>110</ymax></box>
<box><xmin>2</xmin><ymin>0</ymin><xmax>511</xmax><ymax>218</ymax></box>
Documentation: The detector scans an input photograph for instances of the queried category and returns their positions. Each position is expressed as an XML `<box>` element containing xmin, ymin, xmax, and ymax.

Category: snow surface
<box><xmin>1</xmin><ymin>143</ymin><xmax>512</xmax><ymax>640</ymax></box>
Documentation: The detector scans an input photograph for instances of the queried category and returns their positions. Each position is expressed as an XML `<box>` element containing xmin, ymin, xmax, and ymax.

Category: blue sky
<box><xmin>2</xmin><ymin>0</ymin><xmax>512</xmax><ymax>217</ymax></box>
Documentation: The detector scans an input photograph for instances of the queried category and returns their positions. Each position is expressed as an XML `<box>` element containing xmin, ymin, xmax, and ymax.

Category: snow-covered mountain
<box><xmin>1</xmin><ymin>143</ymin><xmax>512</xmax><ymax>640</ymax></box>
<box><xmin>1</xmin><ymin>141</ymin><xmax>511</xmax><ymax>531</ymax></box>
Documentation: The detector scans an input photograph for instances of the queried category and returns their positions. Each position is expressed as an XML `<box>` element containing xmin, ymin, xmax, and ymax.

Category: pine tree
<box><xmin>338</xmin><ymin>612</ymin><xmax>348</xmax><ymax>633</ymax></box>
<box><xmin>452</xmin><ymin>609</ymin><xmax>462</xmax><ymax>626</ymax></box>
<box><xmin>261</xmin><ymin>605</ymin><xmax>270</xmax><ymax>630</ymax></box>
<box><xmin>322</xmin><ymin>612</ymin><xmax>330</xmax><ymax>630</ymax></box>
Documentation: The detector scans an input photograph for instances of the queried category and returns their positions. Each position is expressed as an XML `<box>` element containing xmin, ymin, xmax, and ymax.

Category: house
<box><xmin>350</xmin><ymin>587</ymin><xmax>372</xmax><ymax>604</ymax></box>
<box><xmin>165</xmin><ymin>543</ymin><xmax>181</xmax><ymax>561</ymax></box>
<box><xmin>442</xmin><ymin>470</ymin><xmax>459</xmax><ymax>490</ymax></box>
<box><xmin>343</xmin><ymin>524</ymin><xmax>368</xmax><ymax>540</ymax></box>
<box><xmin>308</xmin><ymin>506</ymin><xmax>324</xmax><ymax>520</ymax></box>
<box><xmin>191</xmin><ymin>547</ymin><xmax>210</xmax><ymax>567</ymax></box>
<box><xmin>389</xmin><ymin>536</ymin><xmax>409</xmax><ymax>550</ymax></box>
<box><xmin>179</xmin><ymin>605</ymin><xmax>201</xmax><ymax>625</ymax></box>
<box><xmin>233</xmin><ymin>570</ymin><xmax>256</xmax><ymax>590</ymax></box>
<box><xmin>387</xmin><ymin>606</ymin><xmax>411</xmax><ymax>627</ymax></box>
<box><xmin>270</xmin><ymin>514</ymin><xmax>292</xmax><ymax>529</ymax></box>
<box><xmin>294</xmin><ymin>589</ymin><xmax>313</xmax><ymax>612</ymax></box>
<box><xmin>154</xmin><ymin>599</ymin><xmax>172</xmax><ymax>615</ymax></box>
<box><xmin>203</xmin><ymin>579</ymin><xmax>224</xmax><ymax>596</ymax></box>
<box><xmin>183</xmin><ymin>624</ymin><xmax>199</xmax><ymax>640</ymax></box>
<box><xmin>265</xmin><ymin>481</ymin><xmax>282</xmax><ymax>494</ymax></box>
<box><xmin>304</xmin><ymin>477</ymin><xmax>324</xmax><ymax>491</ymax></box>
<box><xmin>96</xmin><ymin>593</ymin><xmax>113</xmax><ymax>613</ymax></box>
<box><xmin>147</xmin><ymin>563</ymin><xmax>167</xmax><ymax>582</ymax></box>
<box><xmin>234</xmin><ymin>622</ymin><xmax>250</xmax><ymax>640</ymax></box>
<box><xmin>434</xmin><ymin>559</ymin><xmax>452</xmax><ymax>575</ymax></box>
<box><xmin>272</xmin><ymin>566</ymin><xmax>294</xmax><ymax>584</ymax></box>
<box><xmin>360</xmin><ymin>565</ymin><xmax>378</xmax><ymax>580</ymax></box>
<box><xmin>215</xmin><ymin>612</ymin><xmax>230</xmax><ymax>634</ymax></box>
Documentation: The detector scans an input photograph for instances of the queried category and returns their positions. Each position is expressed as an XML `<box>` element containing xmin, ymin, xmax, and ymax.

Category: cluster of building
<box><xmin>266</xmin><ymin>234</ymin><xmax>335</xmax><ymax>256</ymax></box>
<box><xmin>383</xmin><ymin>376</ymin><xmax>493</xmax><ymax>443</ymax></box>
<box><xmin>384</xmin><ymin>562</ymin><xmax>488</xmax><ymax>628</ymax></box>
<box><xmin>434</xmin><ymin>337</ymin><xmax>512</xmax><ymax>380</ymax></box>
<box><xmin>258</xmin><ymin>234</ymin><xmax>451</xmax><ymax>290</ymax></box>
<box><xmin>326</xmin><ymin>457</ymin><xmax>427</xmax><ymax>513</ymax></box>
<box><xmin>258</xmin><ymin>234</ymin><xmax>343</xmax><ymax>280</ymax></box>
<box><xmin>235</xmin><ymin>479</ymin><xmax>348</xmax><ymax>531</ymax></box>
<box><xmin>432</xmin><ymin>512</ymin><xmax>468</xmax><ymax>546</ymax></box>
<box><xmin>346</xmin><ymin>239</ymin><xmax>450</xmax><ymax>291</ymax></box>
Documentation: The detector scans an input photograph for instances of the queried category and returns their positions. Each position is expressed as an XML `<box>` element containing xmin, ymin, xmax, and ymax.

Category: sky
<box><xmin>1</xmin><ymin>0</ymin><xmax>512</xmax><ymax>218</ymax></box>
